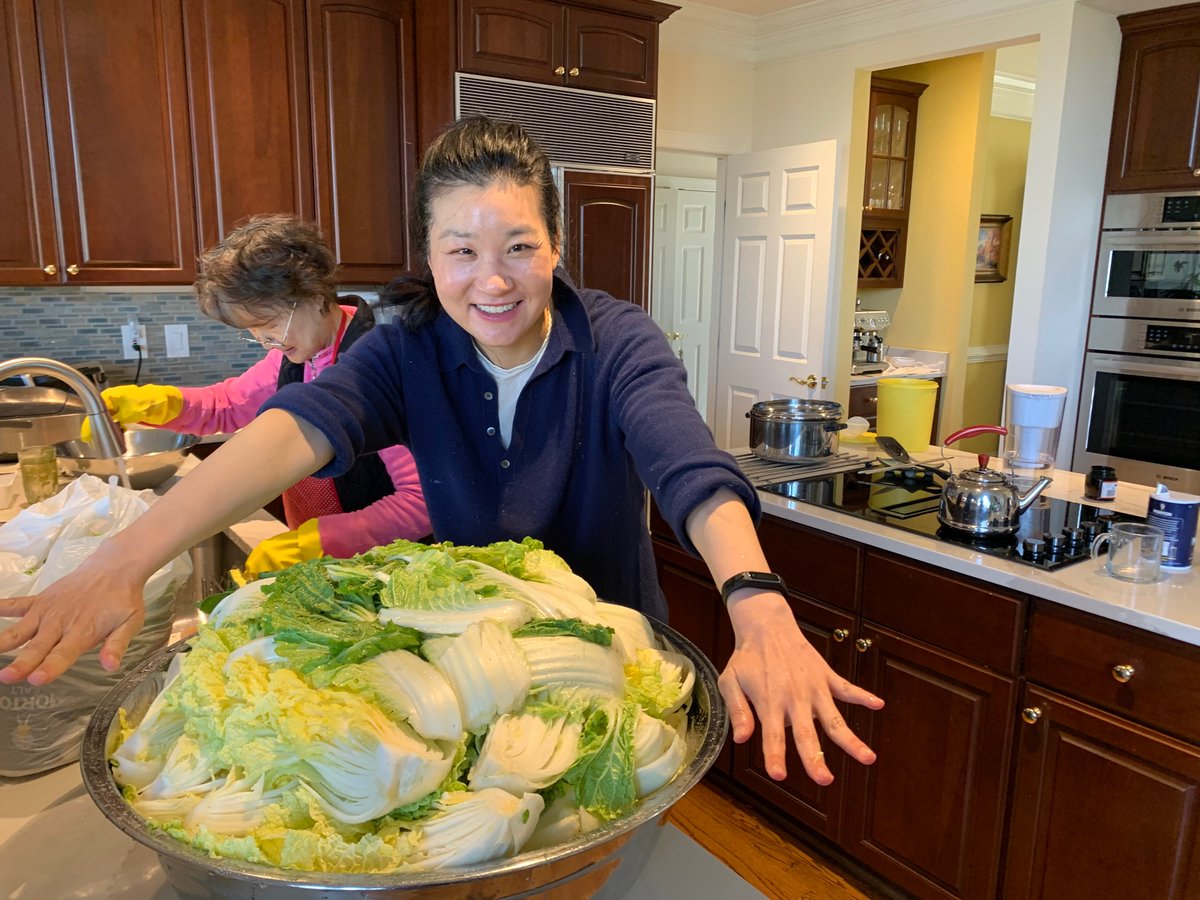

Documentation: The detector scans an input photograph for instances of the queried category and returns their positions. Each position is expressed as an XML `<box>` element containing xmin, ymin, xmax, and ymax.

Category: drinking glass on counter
<box><xmin>1091</xmin><ymin>522</ymin><xmax>1164</xmax><ymax>583</ymax></box>
<box><xmin>17</xmin><ymin>445</ymin><xmax>58</xmax><ymax>505</ymax></box>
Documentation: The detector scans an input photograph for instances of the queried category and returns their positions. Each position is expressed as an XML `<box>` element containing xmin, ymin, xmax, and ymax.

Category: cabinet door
<box><xmin>564</xmin><ymin>7</ymin><xmax>656</xmax><ymax>98</ymax></box>
<box><xmin>731</xmin><ymin>592</ymin><xmax>857</xmax><ymax>842</ymax></box>
<box><xmin>861</xmin><ymin>80</ymin><xmax>923</xmax><ymax>219</ymax></box>
<box><xmin>562</xmin><ymin>170</ymin><xmax>652</xmax><ymax>311</ymax></box>
<box><xmin>847</xmin><ymin>384</ymin><xmax>878</xmax><ymax>429</ymax></box>
<box><xmin>308</xmin><ymin>0</ymin><xmax>417</xmax><ymax>283</ymax></box>
<box><xmin>1107</xmin><ymin>15</ymin><xmax>1200</xmax><ymax>193</ymax></box>
<box><xmin>1004</xmin><ymin>686</ymin><xmax>1200</xmax><ymax>899</ymax></box>
<box><xmin>457</xmin><ymin>0</ymin><xmax>564</xmax><ymax>87</ymax></box>
<box><xmin>183</xmin><ymin>0</ymin><xmax>313</xmax><ymax>250</ymax></box>
<box><xmin>844</xmin><ymin>624</ymin><xmax>1017</xmax><ymax>900</ymax></box>
<box><xmin>37</xmin><ymin>0</ymin><xmax>197</xmax><ymax>284</ymax></box>
<box><xmin>0</xmin><ymin>0</ymin><xmax>57</xmax><ymax>285</ymax></box>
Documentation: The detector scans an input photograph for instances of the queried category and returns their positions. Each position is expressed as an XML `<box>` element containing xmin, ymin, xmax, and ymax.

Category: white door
<box><xmin>652</xmin><ymin>180</ymin><xmax>717</xmax><ymax>416</ymax></box>
<box><xmin>711</xmin><ymin>141</ymin><xmax>839</xmax><ymax>449</ymax></box>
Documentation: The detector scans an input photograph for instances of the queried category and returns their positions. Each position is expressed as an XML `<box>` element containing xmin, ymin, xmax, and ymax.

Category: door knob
<box><xmin>663</xmin><ymin>331</ymin><xmax>684</xmax><ymax>341</ymax></box>
<box><xmin>66</xmin><ymin>264</ymin><xmax>79</xmax><ymax>275</ymax></box>
<box><xmin>1021</xmin><ymin>707</ymin><xmax>1043</xmax><ymax>725</ymax></box>
<box><xmin>43</xmin><ymin>264</ymin><xmax>57</xmax><ymax>276</ymax></box>
<box><xmin>789</xmin><ymin>375</ymin><xmax>829</xmax><ymax>389</ymax></box>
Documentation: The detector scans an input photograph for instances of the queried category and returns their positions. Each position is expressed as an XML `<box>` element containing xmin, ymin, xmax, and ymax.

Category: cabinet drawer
<box><xmin>1026</xmin><ymin>602</ymin><xmax>1200</xmax><ymax>745</ymax></box>
<box><xmin>759</xmin><ymin>515</ymin><xmax>861</xmax><ymax>612</ymax></box>
<box><xmin>862</xmin><ymin>551</ymin><xmax>1025</xmax><ymax>673</ymax></box>
<box><xmin>847</xmin><ymin>384</ymin><xmax>878</xmax><ymax>424</ymax></box>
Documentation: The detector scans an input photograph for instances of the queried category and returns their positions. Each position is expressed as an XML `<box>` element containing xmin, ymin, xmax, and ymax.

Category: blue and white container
<box><xmin>1147</xmin><ymin>485</ymin><xmax>1199</xmax><ymax>571</ymax></box>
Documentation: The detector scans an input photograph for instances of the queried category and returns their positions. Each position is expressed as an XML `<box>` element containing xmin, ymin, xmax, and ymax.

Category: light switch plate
<box><xmin>164</xmin><ymin>323</ymin><xmax>190</xmax><ymax>358</ymax></box>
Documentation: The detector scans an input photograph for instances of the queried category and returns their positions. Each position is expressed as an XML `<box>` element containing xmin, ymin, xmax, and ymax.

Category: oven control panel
<box><xmin>1144</xmin><ymin>323</ymin><xmax>1200</xmax><ymax>354</ymax></box>
<box><xmin>1089</xmin><ymin>317</ymin><xmax>1200</xmax><ymax>359</ymax></box>
<box><xmin>1162</xmin><ymin>195</ymin><xmax>1200</xmax><ymax>223</ymax></box>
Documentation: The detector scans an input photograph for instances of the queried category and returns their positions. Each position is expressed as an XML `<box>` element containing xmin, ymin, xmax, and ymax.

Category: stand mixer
<box><xmin>852</xmin><ymin>307</ymin><xmax>891</xmax><ymax>375</ymax></box>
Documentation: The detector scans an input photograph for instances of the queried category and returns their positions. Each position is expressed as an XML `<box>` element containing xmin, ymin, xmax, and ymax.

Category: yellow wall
<box><xmin>960</xmin><ymin>115</ymin><xmax>1032</xmax><ymax>453</ymax></box>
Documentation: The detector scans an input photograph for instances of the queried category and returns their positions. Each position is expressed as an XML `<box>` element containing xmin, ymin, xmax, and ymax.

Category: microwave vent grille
<box><xmin>455</xmin><ymin>73</ymin><xmax>655</xmax><ymax>171</ymax></box>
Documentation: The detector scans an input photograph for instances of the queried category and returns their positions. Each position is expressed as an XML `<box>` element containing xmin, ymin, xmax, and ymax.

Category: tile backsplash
<box><xmin>1</xmin><ymin>287</ymin><xmax>280</xmax><ymax>386</ymax></box>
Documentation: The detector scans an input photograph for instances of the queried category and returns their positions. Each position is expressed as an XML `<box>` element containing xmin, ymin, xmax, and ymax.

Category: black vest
<box><xmin>277</xmin><ymin>298</ymin><xmax>394</xmax><ymax>513</ymax></box>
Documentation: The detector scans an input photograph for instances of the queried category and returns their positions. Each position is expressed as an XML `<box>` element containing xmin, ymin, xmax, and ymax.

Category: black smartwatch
<box><xmin>720</xmin><ymin>571</ymin><xmax>787</xmax><ymax>605</ymax></box>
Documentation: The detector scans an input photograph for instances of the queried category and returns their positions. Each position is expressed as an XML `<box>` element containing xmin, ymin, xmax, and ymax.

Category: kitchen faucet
<box><xmin>0</xmin><ymin>357</ymin><xmax>124</xmax><ymax>459</ymax></box>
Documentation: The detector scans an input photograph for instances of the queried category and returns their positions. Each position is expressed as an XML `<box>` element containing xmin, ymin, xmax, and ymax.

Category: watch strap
<box><xmin>720</xmin><ymin>571</ymin><xmax>787</xmax><ymax>605</ymax></box>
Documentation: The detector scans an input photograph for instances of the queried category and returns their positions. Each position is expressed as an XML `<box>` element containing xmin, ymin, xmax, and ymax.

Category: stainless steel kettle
<box><xmin>937</xmin><ymin>425</ymin><xmax>1052</xmax><ymax>536</ymax></box>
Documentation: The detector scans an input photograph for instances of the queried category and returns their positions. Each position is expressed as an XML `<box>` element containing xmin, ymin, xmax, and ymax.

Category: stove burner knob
<box><xmin>1022</xmin><ymin>538</ymin><xmax>1045</xmax><ymax>561</ymax></box>
<box><xmin>1079</xmin><ymin>521</ymin><xmax>1101</xmax><ymax>543</ymax></box>
<box><xmin>1062</xmin><ymin>526</ymin><xmax>1083</xmax><ymax>552</ymax></box>
<box><xmin>1042</xmin><ymin>533</ymin><xmax>1064</xmax><ymax>557</ymax></box>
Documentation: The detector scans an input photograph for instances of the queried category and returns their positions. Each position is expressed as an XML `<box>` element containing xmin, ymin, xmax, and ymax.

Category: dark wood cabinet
<box><xmin>562</xmin><ymin>169</ymin><xmax>652</xmax><ymax>310</ymax></box>
<box><xmin>0</xmin><ymin>0</ymin><xmax>198</xmax><ymax>286</ymax></box>
<box><xmin>0</xmin><ymin>0</ymin><xmax>56</xmax><ymax>285</ymax></box>
<box><xmin>308</xmin><ymin>0</ymin><xmax>418</xmax><ymax>282</ymax></box>
<box><xmin>457</xmin><ymin>0</ymin><xmax>671</xmax><ymax>98</ymax></box>
<box><xmin>183</xmin><ymin>0</ymin><xmax>313</xmax><ymax>250</ymax></box>
<box><xmin>1003</xmin><ymin>685</ymin><xmax>1200</xmax><ymax>899</ymax></box>
<box><xmin>858</xmin><ymin>77</ymin><xmax>925</xmax><ymax>288</ymax></box>
<box><xmin>1107</xmin><ymin>5</ymin><xmax>1200</xmax><ymax>193</ymax></box>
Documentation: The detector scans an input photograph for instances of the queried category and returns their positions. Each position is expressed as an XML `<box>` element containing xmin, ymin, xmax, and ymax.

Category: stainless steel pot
<box><xmin>747</xmin><ymin>398</ymin><xmax>847</xmax><ymax>462</ymax></box>
<box><xmin>80</xmin><ymin>620</ymin><xmax>728</xmax><ymax>900</ymax></box>
<box><xmin>937</xmin><ymin>425</ymin><xmax>1052</xmax><ymax>536</ymax></box>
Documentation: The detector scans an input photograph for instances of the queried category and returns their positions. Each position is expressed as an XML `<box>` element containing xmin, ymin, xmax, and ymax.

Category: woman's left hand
<box><xmin>720</xmin><ymin>589</ymin><xmax>884</xmax><ymax>784</ymax></box>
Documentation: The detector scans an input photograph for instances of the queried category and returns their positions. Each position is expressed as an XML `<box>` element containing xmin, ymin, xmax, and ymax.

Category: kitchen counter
<box><xmin>752</xmin><ymin>445</ymin><xmax>1200</xmax><ymax>646</ymax></box>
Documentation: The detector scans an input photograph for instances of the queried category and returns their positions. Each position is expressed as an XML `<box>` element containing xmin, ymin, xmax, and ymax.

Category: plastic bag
<box><xmin>0</xmin><ymin>474</ymin><xmax>192</xmax><ymax>776</ymax></box>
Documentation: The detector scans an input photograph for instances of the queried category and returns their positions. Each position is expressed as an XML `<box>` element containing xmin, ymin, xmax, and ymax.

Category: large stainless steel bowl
<box><xmin>81</xmin><ymin>620</ymin><xmax>728</xmax><ymax>900</ymax></box>
<box><xmin>55</xmin><ymin>428</ymin><xmax>198</xmax><ymax>489</ymax></box>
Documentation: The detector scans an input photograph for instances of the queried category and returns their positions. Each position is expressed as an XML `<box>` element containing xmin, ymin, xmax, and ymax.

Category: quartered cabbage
<box><xmin>112</xmin><ymin>536</ymin><xmax>696</xmax><ymax>875</ymax></box>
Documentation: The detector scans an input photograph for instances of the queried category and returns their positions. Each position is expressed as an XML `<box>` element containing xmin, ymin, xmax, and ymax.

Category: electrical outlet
<box><xmin>121</xmin><ymin>323</ymin><xmax>149</xmax><ymax>360</ymax></box>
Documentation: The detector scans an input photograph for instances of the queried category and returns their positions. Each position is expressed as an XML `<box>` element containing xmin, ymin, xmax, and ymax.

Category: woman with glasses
<box><xmin>89</xmin><ymin>214</ymin><xmax>430</xmax><ymax>577</ymax></box>
<box><xmin>1</xmin><ymin>119</ymin><xmax>881</xmax><ymax>787</ymax></box>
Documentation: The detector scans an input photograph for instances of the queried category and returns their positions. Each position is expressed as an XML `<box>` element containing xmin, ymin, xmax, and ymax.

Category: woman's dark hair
<box><xmin>195</xmin><ymin>214</ymin><xmax>339</xmax><ymax>328</ymax></box>
<box><xmin>382</xmin><ymin>116</ymin><xmax>561</xmax><ymax>329</ymax></box>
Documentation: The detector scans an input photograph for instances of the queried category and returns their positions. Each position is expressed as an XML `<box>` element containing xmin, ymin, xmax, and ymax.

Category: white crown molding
<box><xmin>660</xmin><ymin>4</ymin><xmax>757</xmax><ymax>62</ymax></box>
<box><xmin>991</xmin><ymin>70</ymin><xmax>1037</xmax><ymax>120</ymax></box>
<box><xmin>967</xmin><ymin>344</ymin><xmax>1010</xmax><ymax>364</ymax></box>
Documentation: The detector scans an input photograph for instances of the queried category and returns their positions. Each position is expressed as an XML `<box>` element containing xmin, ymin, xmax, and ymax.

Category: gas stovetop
<box><xmin>740</xmin><ymin>454</ymin><xmax>1142</xmax><ymax>571</ymax></box>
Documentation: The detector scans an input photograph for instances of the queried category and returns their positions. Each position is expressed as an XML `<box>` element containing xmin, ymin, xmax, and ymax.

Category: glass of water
<box><xmin>18</xmin><ymin>444</ymin><xmax>59</xmax><ymax>505</ymax></box>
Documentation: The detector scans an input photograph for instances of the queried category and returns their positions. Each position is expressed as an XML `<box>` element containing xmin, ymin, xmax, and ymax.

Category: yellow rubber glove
<box><xmin>242</xmin><ymin>518</ymin><xmax>324</xmax><ymax>580</ymax></box>
<box><xmin>80</xmin><ymin>384</ymin><xmax>184</xmax><ymax>441</ymax></box>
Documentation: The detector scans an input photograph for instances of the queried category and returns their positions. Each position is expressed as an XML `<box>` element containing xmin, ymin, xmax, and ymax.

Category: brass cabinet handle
<box><xmin>1021</xmin><ymin>707</ymin><xmax>1043</xmax><ymax>725</ymax></box>
<box><xmin>568</xmin><ymin>66</ymin><xmax>580</xmax><ymax>77</ymax></box>
<box><xmin>832</xmin><ymin>628</ymin><xmax>849</xmax><ymax>642</ymax></box>
<box><xmin>1112</xmin><ymin>664</ymin><xmax>1135</xmax><ymax>683</ymax></box>
<box><xmin>66</xmin><ymin>263</ymin><xmax>80</xmax><ymax>275</ymax></box>
<box><xmin>43</xmin><ymin>264</ymin><xmax>57</xmax><ymax>276</ymax></box>
<box><xmin>554</xmin><ymin>66</ymin><xmax>565</xmax><ymax>75</ymax></box>
<box><xmin>855</xmin><ymin>637</ymin><xmax>872</xmax><ymax>653</ymax></box>
<box><xmin>1194</xmin><ymin>167</ymin><xmax>1200</xmax><ymax>176</ymax></box>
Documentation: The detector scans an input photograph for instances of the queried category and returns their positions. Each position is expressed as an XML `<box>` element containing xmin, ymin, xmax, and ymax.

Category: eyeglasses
<box><xmin>239</xmin><ymin>303</ymin><xmax>297</xmax><ymax>349</ymax></box>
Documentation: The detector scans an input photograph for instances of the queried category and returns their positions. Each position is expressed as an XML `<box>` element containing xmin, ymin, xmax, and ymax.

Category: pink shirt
<box><xmin>169</xmin><ymin>306</ymin><xmax>430</xmax><ymax>557</ymax></box>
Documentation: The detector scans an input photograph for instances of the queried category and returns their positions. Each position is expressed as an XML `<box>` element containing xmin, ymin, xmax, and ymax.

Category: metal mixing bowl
<box><xmin>55</xmin><ymin>428</ymin><xmax>198</xmax><ymax>489</ymax></box>
<box><xmin>81</xmin><ymin>620</ymin><xmax>728</xmax><ymax>900</ymax></box>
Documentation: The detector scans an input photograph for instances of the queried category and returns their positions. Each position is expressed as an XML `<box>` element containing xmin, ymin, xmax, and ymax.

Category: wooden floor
<box><xmin>667</xmin><ymin>777</ymin><xmax>882</xmax><ymax>900</ymax></box>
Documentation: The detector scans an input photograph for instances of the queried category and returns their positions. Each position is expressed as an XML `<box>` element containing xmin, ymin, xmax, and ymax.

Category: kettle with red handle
<box><xmin>937</xmin><ymin>425</ymin><xmax>1053</xmax><ymax>536</ymax></box>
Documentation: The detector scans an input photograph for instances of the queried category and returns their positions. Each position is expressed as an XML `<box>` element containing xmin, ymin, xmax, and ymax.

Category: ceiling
<box><xmin>687</xmin><ymin>0</ymin><xmax>1196</xmax><ymax>16</ymax></box>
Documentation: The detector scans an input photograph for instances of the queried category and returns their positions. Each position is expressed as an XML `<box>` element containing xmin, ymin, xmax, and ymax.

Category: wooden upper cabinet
<box><xmin>562</xmin><ymin>170</ymin><xmax>652</xmax><ymax>311</ymax></box>
<box><xmin>0</xmin><ymin>0</ymin><xmax>57</xmax><ymax>285</ymax></box>
<box><xmin>859</xmin><ymin>76</ymin><xmax>925</xmax><ymax>289</ymax></box>
<box><xmin>1</xmin><ymin>0</ymin><xmax>198</xmax><ymax>285</ymax></box>
<box><xmin>1107</xmin><ymin>6</ymin><xmax>1200</xmax><ymax>193</ymax></box>
<box><xmin>457</xmin><ymin>0</ymin><xmax>673</xmax><ymax>98</ymax></box>
<box><xmin>307</xmin><ymin>0</ymin><xmax>417</xmax><ymax>282</ymax></box>
<box><xmin>183</xmin><ymin>0</ymin><xmax>313</xmax><ymax>250</ymax></box>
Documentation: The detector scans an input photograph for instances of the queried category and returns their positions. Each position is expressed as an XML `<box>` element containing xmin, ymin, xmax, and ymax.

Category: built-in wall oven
<box><xmin>1075</xmin><ymin>192</ymin><xmax>1200</xmax><ymax>492</ymax></box>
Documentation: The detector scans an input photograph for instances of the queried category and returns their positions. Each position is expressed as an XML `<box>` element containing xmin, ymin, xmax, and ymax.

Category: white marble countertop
<box><xmin>751</xmin><ymin>445</ymin><xmax>1200</xmax><ymax>646</ymax></box>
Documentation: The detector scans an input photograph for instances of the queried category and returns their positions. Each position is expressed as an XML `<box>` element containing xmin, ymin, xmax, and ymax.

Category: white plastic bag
<box><xmin>0</xmin><ymin>474</ymin><xmax>192</xmax><ymax>776</ymax></box>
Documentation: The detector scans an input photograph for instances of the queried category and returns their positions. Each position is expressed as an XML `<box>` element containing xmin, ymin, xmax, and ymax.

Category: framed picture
<box><xmin>975</xmin><ymin>214</ymin><xmax>1013</xmax><ymax>283</ymax></box>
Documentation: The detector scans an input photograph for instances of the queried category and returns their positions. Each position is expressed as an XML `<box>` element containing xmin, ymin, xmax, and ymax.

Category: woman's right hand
<box><xmin>0</xmin><ymin>547</ymin><xmax>150</xmax><ymax>684</ymax></box>
<box><xmin>81</xmin><ymin>384</ymin><xmax>184</xmax><ymax>441</ymax></box>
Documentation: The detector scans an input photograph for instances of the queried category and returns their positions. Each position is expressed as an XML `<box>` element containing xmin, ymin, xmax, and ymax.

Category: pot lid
<box><xmin>958</xmin><ymin>466</ymin><xmax>1007</xmax><ymax>485</ymax></box>
<box><xmin>749</xmin><ymin>398</ymin><xmax>843</xmax><ymax>421</ymax></box>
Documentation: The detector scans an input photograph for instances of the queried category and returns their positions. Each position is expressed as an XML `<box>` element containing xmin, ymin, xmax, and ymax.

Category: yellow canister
<box><xmin>875</xmin><ymin>378</ymin><xmax>939</xmax><ymax>453</ymax></box>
